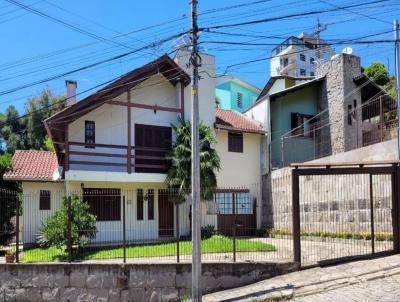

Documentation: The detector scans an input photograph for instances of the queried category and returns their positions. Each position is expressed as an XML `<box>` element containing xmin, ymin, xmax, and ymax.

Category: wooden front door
<box><xmin>158</xmin><ymin>189</ymin><xmax>174</xmax><ymax>237</ymax></box>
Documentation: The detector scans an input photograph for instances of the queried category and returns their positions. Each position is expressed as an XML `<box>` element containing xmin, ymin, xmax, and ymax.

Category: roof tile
<box><xmin>3</xmin><ymin>150</ymin><xmax>60</xmax><ymax>181</ymax></box>
<box><xmin>215</xmin><ymin>108</ymin><xmax>264</xmax><ymax>134</ymax></box>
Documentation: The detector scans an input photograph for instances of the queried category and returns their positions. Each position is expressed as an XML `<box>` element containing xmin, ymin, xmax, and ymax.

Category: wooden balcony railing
<box><xmin>66</xmin><ymin>142</ymin><xmax>169</xmax><ymax>173</ymax></box>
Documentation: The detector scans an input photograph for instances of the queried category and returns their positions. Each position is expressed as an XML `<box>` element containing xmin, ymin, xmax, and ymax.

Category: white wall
<box><xmin>215</xmin><ymin>130</ymin><xmax>263</xmax><ymax>228</ymax></box>
<box><xmin>67</xmin><ymin>74</ymin><xmax>180</xmax><ymax>173</ymax></box>
<box><xmin>174</xmin><ymin>50</ymin><xmax>216</xmax><ymax>127</ymax></box>
<box><xmin>21</xmin><ymin>182</ymin><xmax>65</xmax><ymax>245</ymax></box>
<box><xmin>21</xmin><ymin>180</ymin><xmax>218</xmax><ymax>245</ymax></box>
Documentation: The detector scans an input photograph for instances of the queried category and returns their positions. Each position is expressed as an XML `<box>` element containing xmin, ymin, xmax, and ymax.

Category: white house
<box><xmin>4</xmin><ymin>51</ymin><xmax>265</xmax><ymax>246</ymax></box>
<box><xmin>270</xmin><ymin>33</ymin><xmax>335</xmax><ymax>78</ymax></box>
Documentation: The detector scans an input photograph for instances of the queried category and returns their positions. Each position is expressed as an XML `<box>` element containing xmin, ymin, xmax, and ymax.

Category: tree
<box><xmin>165</xmin><ymin>118</ymin><xmax>221</xmax><ymax>203</ymax></box>
<box><xmin>364</xmin><ymin>62</ymin><xmax>390</xmax><ymax>86</ymax></box>
<box><xmin>25</xmin><ymin>89</ymin><xmax>66</xmax><ymax>150</ymax></box>
<box><xmin>38</xmin><ymin>195</ymin><xmax>97</xmax><ymax>253</ymax></box>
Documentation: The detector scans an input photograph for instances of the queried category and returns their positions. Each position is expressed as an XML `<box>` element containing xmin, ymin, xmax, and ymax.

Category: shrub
<box><xmin>37</xmin><ymin>195</ymin><xmax>97</xmax><ymax>252</ymax></box>
<box><xmin>201</xmin><ymin>224</ymin><xmax>216</xmax><ymax>239</ymax></box>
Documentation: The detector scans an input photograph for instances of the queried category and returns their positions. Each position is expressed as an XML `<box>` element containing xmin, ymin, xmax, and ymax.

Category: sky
<box><xmin>0</xmin><ymin>0</ymin><xmax>399</xmax><ymax>113</ymax></box>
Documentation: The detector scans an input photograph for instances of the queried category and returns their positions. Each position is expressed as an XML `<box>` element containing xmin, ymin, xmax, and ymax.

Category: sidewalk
<box><xmin>203</xmin><ymin>254</ymin><xmax>400</xmax><ymax>302</ymax></box>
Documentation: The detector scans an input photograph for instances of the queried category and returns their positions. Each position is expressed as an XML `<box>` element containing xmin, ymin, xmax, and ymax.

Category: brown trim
<box><xmin>215</xmin><ymin>188</ymin><xmax>250</xmax><ymax>193</ymax></box>
<box><xmin>69</xmin><ymin>160</ymin><xmax>126</xmax><ymax>167</ymax></box>
<box><xmin>127</xmin><ymin>89</ymin><xmax>132</xmax><ymax>174</ymax></box>
<box><xmin>135</xmin><ymin>164</ymin><xmax>167</xmax><ymax>169</ymax></box>
<box><xmin>135</xmin><ymin>146</ymin><xmax>168</xmax><ymax>152</ymax></box>
<box><xmin>108</xmin><ymin>100</ymin><xmax>181</xmax><ymax>113</ymax></box>
<box><xmin>64</xmin><ymin>125</ymin><xmax>69</xmax><ymax>172</ymax></box>
<box><xmin>180</xmin><ymin>81</ymin><xmax>185</xmax><ymax>120</ymax></box>
<box><xmin>135</xmin><ymin>155</ymin><xmax>167</xmax><ymax>160</ymax></box>
<box><xmin>69</xmin><ymin>151</ymin><xmax>127</xmax><ymax>158</ymax></box>
<box><xmin>69</xmin><ymin>141</ymin><xmax>133</xmax><ymax>149</ymax></box>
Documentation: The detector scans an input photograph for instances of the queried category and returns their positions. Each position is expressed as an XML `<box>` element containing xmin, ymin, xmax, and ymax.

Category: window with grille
<box><xmin>310</xmin><ymin>57</ymin><xmax>315</xmax><ymax>64</ymax></box>
<box><xmin>300</xmin><ymin>54</ymin><xmax>306</xmax><ymax>61</ymax></box>
<box><xmin>214</xmin><ymin>191</ymin><xmax>252</xmax><ymax>214</ymax></box>
<box><xmin>228</xmin><ymin>132</ymin><xmax>243</xmax><ymax>153</ymax></box>
<box><xmin>300</xmin><ymin>69</ymin><xmax>306</xmax><ymax>76</ymax></box>
<box><xmin>85</xmin><ymin>121</ymin><xmax>95</xmax><ymax>148</ymax></box>
<box><xmin>39</xmin><ymin>190</ymin><xmax>51</xmax><ymax>210</ymax></box>
<box><xmin>83</xmin><ymin>188</ymin><xmax>121</xmax><ymax>221</ymax></box>
<box><xmin>237</xmin><ymin>92</ymin><xmax>243</xmax><ymax>108</ymax></box>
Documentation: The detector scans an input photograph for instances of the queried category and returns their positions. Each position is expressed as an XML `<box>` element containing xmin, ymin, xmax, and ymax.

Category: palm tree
<box><xmin>166</xmin><ymin>118</ymin><xmax>221</xmax><ymax>203</ymax></box>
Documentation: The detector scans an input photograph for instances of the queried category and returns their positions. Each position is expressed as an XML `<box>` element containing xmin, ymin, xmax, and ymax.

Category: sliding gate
<box><xmin>292</xmin><ymin>162</ymin><xmax>400</xmax><ymax>267</ymax></box>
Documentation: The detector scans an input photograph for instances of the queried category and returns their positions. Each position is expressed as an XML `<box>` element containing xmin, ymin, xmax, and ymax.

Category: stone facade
<box><xmin>317</xmin><ymin>54</ymin><xmax>362</xmax><ymax>154</ymax></box>
<box><xmin>0</xmin><ymin>262</ymin><xmax>297</xmax><ymax>302</ymax></box>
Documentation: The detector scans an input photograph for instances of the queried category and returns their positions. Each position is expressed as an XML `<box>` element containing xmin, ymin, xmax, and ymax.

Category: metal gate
<box><xmin>292</xmin><ymin>161</ymin><xmax>400</xmax><ymax>267</ymax></box>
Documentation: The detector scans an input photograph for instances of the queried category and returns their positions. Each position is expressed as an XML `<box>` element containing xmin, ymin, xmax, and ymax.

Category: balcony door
<box><xmin>134</xmin><ymin>124</ymin><xmax>172</xmax><ymax>173</ymax></box>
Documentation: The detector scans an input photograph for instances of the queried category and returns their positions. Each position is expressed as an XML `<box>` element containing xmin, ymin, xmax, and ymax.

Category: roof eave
<box><xmin>214</xmin><ymin>124</ymin><xmax>266</xmax><ymax>134</ymax></box>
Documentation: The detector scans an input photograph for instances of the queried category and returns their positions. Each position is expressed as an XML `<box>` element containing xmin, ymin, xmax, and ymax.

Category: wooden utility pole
<box><xmin>191</xmin><ymin>0</ymin><xmax>202</xmax><ymax>301</ymax></box>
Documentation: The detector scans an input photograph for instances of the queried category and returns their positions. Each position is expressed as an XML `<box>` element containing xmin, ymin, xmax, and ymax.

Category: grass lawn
<box><xmin>21</xmin><ymin>235</ymin><xmax>275</xmax><ymax>263</ymax></box>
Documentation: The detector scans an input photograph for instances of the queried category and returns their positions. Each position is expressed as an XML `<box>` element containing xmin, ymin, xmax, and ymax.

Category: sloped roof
<box><xmin>45</xmin><ymin>54</ymin><xmax>190</xmax><ymax>150</ymax></box>
<box><xmin>215</xmin><ymin>108</ymin><xmax>265</xmax><ymax>134</ymax></box>
<box><xmin>3</xmin><ymin>150</ymin><xmax>61</xmax><ymax>182</ymax></box>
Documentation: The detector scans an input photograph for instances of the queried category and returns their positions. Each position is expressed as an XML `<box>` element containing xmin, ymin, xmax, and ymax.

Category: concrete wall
<box><xmin>0</xmin><ymin>262</ymin><xmax>297</xmax><ymax>301</ymax></box>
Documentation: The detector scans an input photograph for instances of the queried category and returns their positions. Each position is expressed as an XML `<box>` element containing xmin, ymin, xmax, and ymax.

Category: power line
<box><xmin>200</xmin><ymin>0</ymin><xmax>389</xmax><ymax>30</ymax></box>
<box><xmin>0</xmin><ymin>31</ymin><xmax>187</xmax><ymax>97</ymax></box>
<box><xmin>319</xmin><ymin>0</ymin><xmax>392</xmax><ymax>25</ymax></box>
<box><xmin>4</xmin><ymin>0</ymin><xmax>143</xmax><ymax>52</ymax></box>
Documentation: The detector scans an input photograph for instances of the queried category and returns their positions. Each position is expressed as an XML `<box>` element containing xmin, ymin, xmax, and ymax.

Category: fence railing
<box><xmin>272</xmin><ymin>95</ymin><xmax>398</xmax><ymax>169</ymax></box>
<box><xmin>0</xmin><ymin>185</ymin><xmax>292</xmax><ymax>264</ymax></box>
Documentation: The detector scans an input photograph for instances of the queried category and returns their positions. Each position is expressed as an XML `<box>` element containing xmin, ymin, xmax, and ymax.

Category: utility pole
<box><xmin>395</xmin><ymin>19</ymin><xmax>400</xmax><ymax>160</ymax></box>
<box><xmin>191</xmin><ymin>0</ymin><xmax>202</xmax><ymax>301</ymax></box>
<box><xmin>314</xmin><ymin>17</ymin><xmax>327</xmax><ymax>62</ymax></box>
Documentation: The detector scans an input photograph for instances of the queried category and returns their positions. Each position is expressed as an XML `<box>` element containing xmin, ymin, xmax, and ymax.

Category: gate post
<box><xmin>15</xmin><ymin>193</ymin><xmax>20</xmax><ymax>263</ymax></box>
<box><xmin>392</xmin><ymin>166</ymin><xmax>400</xmax><ymax>253</ymax></box>
<box><xmin>292</xmin><ymin>167</ymin><xmax>301</xmax><ymax>265</ymax></box>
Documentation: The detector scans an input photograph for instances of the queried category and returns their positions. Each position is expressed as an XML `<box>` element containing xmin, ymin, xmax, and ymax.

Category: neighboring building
<box><xmin>216</xmin><ymin>75</ymin><xmax>261</xmax><ymax>112</ymax></box>
<box><xmin>246</xmin><ymin>53</ymin><xmax>393</xmax><ymax>169</ymax></box>
<box><xmin>4</xmin><ymin>52</ymin><xmax>265</xmax><ymax>246</ymax></box>
<box><xmin>270</xmin><ymin>33</ymin><xmax>335</xmax><ymax>78</ymax></box>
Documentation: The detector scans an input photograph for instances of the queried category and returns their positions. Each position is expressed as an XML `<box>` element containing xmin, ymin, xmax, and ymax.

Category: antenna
<box><xmin>314</xmin><ymin>17</ymin><xmax>328</xmax><ymax>60</ymax></box>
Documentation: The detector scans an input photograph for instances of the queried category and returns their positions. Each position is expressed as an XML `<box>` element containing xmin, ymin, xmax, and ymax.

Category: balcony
<box><xmin>66</xmin><ymin>142</ymin><xmax>169</xmax><ymax>174</ymax></box>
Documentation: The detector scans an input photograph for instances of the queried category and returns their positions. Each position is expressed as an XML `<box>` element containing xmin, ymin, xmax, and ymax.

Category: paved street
<box><xmin>203</xmin><ymin>254</ymin><xmax>400</xmax><ymax>302</ymax></box>
<box><xmin>292</xmin><ymin>273</ymin><xmax>400</xmax><ymax>302</ymax></box>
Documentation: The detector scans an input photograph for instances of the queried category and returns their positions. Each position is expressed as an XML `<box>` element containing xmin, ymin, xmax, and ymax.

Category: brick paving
<box><xmin>292</xmin><ymin>273</ymin><xmax>400</xmax><ymax>302</ymax></box>
<box><xmin>203</xmin><ymin>254</ymin><xmax>400</xmax><ymax>302</ymax></box>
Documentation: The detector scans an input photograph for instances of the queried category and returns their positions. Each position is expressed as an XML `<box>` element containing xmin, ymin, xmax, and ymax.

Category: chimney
<box><xmin>66</xmin><ymin>80</ymin><xmax>77</xmax><ymax>107</ymax></box>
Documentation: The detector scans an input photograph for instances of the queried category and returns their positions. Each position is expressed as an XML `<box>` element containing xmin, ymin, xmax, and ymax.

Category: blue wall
<box><xmin>216</xmin><ymin>81</ymin><xmax>260</xmax><ymax>112</ymax></box>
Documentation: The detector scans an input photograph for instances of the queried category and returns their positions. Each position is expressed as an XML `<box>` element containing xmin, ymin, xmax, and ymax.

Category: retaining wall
<box><xmin>0</xmin><ymin>262</ymin><xmax>297</xmax><ymax>301</ymax></box>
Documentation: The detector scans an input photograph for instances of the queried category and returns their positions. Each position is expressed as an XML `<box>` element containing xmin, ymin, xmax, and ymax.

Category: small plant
<box><xmin>201</xmin><ymin>224</ymin><xmax>216</xmax><ymax>239</ymax></box>
<box><xmin>37</xmin><ymin>195</ymin><xmax>97</xmax><ymax>254</ymax></box>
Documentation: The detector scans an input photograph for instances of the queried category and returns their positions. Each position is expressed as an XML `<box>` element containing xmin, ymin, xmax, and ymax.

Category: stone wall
<box><xmin>317</xmin><ymin>54</ymin><xmax>362</xmax><ymax>154</ymax></box>
<box><xmin>0</xmin><ymin>262</ymin><xmax>297</xmax><ymax>302</ymax></box>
